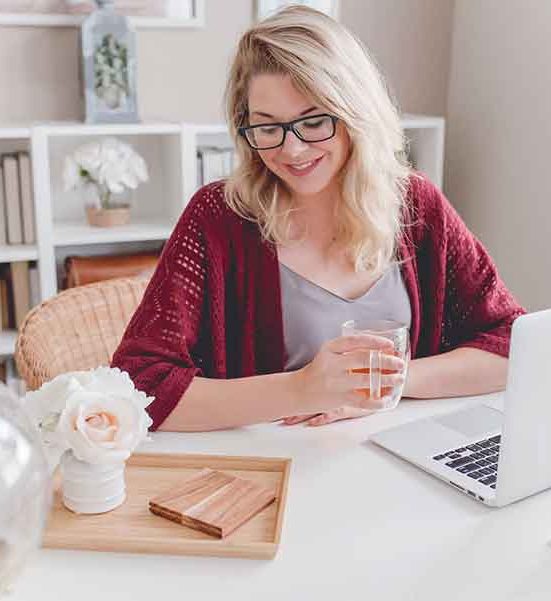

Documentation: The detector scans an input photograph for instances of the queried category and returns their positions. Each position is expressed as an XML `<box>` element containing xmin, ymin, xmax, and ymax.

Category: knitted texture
<box><xmin>111</xmin><ymin>175</ymin><xmax>525</xmax><ymax>429</ymax></box>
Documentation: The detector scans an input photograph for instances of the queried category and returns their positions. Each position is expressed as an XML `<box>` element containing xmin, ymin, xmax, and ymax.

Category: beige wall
<box><xmin>445</xmin><ymin>0</ymin><xmax>551</xmax><ymax>310</ymax></box>
<box><xmin>0</xmin><ymin>0</ymin><xmax>454</xmax><ymax>123</ymax></box>
<box><xmin>341</xmin><ymin>0</ymin><xmax>454</xmax><ymax>116</ymax></box>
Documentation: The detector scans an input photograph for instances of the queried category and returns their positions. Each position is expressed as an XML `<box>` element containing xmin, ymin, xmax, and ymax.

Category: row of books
<box><xmin>0</xmin><ymin>261</ymin><xmax>39</xmax><ymax>331</ymax></box>
<box><xmin>0</xmin><ymin>152</ymin><xmax>36</xmax><ymax>246</ymax></box>
<box><xmin>197</xmin><ymin>146</ymin><xmax>235</xmax><ymax>187</ymax></box>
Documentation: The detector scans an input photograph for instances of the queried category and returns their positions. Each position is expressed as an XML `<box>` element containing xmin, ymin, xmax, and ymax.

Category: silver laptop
<box><xmin>371</xmin><ymin>309</ymin><xmax>551</xmax><ymax>507</ymax></box>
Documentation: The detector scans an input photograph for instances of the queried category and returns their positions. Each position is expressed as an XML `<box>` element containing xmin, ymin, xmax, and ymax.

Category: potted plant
<box><xmin>63</xmin><ymin>137</ymin><xmax>149</xmax><ymax>227</ymax></box>
<box><xmin>23</xmin><ymin>367</ymin><xmax>153</xmax><ymax>514</ymax></box>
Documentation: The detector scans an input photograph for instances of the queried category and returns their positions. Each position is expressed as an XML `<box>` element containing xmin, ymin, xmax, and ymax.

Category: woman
<box><xmin>111</xmin><ymin>6</ymin><xmax>524</xmax><ymax>431</ymax></box>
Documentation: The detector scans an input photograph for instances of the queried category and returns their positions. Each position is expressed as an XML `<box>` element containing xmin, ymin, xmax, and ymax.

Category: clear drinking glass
<box><xmin>342</xmin><ymin>319</ymin><xmax>410</xmax><ymax>410</ymax></box>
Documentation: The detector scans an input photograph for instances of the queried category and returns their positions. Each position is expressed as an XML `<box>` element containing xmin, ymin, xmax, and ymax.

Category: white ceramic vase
<box><xmin>60</xmin><ymin>450</ymin><xmax>126</xmax><ymax>514</ymax></box>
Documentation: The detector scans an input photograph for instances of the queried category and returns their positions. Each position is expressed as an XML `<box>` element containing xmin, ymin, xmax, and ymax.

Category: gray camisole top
<box><xmin>279</xmin><ymin>262</ymin><xmax>412</xmax><ymax>371</ymax></box>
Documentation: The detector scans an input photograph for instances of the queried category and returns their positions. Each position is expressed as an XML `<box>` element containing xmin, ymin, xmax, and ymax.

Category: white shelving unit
<box><xmin>0</xmin><ymin>114</ymin><xmax>445</xmax><ymax>358</ymax></box>
<box><xmin>0</xmin><ymin>1</ymin><xmax>206</xmax><ymax>29</ymax></box>
<box><xmin>401</xmin><ymin>113</ymin><xmax>445</xmax><ymax>189</ymax></box>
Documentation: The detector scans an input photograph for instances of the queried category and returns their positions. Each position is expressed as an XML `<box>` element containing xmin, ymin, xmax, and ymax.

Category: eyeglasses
<box><xmin>238</xmin><ymin>114</ymin><xmax>339</xmax><ymax>150</ymax></box>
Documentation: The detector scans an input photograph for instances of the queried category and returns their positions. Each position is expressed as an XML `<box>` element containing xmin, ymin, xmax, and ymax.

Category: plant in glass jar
<box><xmin>22</xmin><ymin>367</ymin><xmax>153</xmax><ymax>515</ymax></box>
<box><xmin>63</xmin><ymin>137</ymin><xmax>149</xmax><ymax>227</ymax></box>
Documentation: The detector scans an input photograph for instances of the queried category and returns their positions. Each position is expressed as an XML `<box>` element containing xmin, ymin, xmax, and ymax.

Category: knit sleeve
<box><xmin>111</xmin><ymin>187</ymin><xmax>216</xmax><ymax>430</ymax></box>
<box><xmin>423</xmin><ymin>178</ymin><xmax>525</xmax><ymax>357</ymax></box>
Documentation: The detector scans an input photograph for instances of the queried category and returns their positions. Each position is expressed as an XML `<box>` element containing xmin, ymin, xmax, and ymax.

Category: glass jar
<box><xmin>0</xmin><ymin>387</ymin><xmax>51</xmax><ymax>595</ymax></box>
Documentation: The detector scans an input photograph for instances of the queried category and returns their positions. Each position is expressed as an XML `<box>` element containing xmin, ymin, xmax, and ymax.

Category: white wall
<box><xmin>445</xmin><ymin>0</ymin><xmax>551</xmax><ymax>311</ymax></box>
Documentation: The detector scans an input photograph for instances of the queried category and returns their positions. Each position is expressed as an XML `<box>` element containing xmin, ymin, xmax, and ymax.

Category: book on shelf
<box><xmin>63</xmin><ymin>251</ymin><xmax>160</xmax><ymax>289</ymax></box>
<box><xmin>18</xmin><ymin>152</ymin><xmax>36</xmax><ymax>244</ymax></box>
<box><xmin>0</xmin><ymin>274</ymin><xmax>10</xmax><ymax>331</ymax></box>
<box><xmin>197</xmin><ymin>146</ymin><xmax>235</xmax><ymax>187</ymax></box>
<box><xmin>10</xmin><ymin>262</ymin><xmax>31</xmax><ymax>329</ymax></box>
<box><xmin>0</xmin><ymin>261</ymin><xmax>35</xmax><ymax>332</ymax></box>
<box><xmin>0</xmin><ymin>166</ymin><xmax>6</xmax><ymax>246</ymax></box>
<box><xmin>0</xmin><ymin>151</ymin><xmax>36</xmax><ymax>247</ymax></box>
<box><xmin>2</xmin><ymin>154</ymin><xmax>22</xmax><ymax>245</ymax></box>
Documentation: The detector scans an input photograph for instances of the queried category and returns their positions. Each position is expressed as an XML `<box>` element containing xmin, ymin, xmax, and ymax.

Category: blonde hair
<box><xmin>224</xmin><ymin>5</ymin><xmax>412</xmax><ymax>274</ymax></box>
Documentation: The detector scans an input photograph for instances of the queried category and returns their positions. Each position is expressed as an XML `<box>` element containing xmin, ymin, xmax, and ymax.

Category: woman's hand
<box><xmin>291</xmin><ymin>335</ymin><xmax>406</xmax><ymax>415</ymax></box>
<box><xmin>281</xmin><ymin>406</ymin><xmax>374</xmax><ymax>427</ymax></box>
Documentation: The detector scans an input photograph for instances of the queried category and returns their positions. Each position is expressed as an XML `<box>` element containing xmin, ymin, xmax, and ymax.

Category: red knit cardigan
<box><xmin>111</xmin><ymin>174</ymin><xmax>525</xmax><ymax>429</ymax></box>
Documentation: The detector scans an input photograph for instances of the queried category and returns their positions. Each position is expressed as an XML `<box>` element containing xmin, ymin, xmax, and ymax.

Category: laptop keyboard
<box><xmin>432</xmin><ymin>435</ymin><xmax>500</xmax><ymax>489</ymax></box>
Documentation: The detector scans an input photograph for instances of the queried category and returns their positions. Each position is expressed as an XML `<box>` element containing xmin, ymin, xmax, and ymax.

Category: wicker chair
<box><xmin>15</xmin><ymin>277</ymin><xmax>148</xmax><ymax>391</ymax></box>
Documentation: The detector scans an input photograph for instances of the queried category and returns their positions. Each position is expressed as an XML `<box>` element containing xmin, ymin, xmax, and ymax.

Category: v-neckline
<box><xmin>278</xmin><ymin>260</ymin><xmax>390</xmax><ymax>303</ymax></box>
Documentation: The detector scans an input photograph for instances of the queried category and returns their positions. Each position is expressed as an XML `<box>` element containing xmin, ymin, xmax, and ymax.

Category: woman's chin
<box><xmin>280</xmin><ymin>176</ymin><xmax>334</xmax><ymax>199</ymax></box>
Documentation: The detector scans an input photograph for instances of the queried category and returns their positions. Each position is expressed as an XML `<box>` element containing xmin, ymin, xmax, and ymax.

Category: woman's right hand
<box><xmin>293</xmin><ymin>335</ymin><xmax>406</xmax><ymax>414</ymax></box>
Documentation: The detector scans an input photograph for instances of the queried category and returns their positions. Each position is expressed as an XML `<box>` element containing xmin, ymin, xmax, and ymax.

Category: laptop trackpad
<box><xmin>433</xmin><ymin>405</ymin><xmax>502</xmax><ymax>438</ymax></box>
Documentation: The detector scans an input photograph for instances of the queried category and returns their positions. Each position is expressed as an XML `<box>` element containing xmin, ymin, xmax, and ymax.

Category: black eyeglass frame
<box><xmin>238</xmin><ymin>113</ymin><xmax>339</xmax><ymax>150</ymax></box>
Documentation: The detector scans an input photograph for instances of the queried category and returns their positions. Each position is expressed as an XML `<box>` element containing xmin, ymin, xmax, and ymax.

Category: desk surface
<box><xmin>12</xmin><ymin>394</ymin><xmax>551</xmax><ymax>601</ymax></box>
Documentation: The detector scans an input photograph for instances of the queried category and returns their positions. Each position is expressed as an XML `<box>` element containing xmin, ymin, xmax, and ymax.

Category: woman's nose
<box><xmin>280</xmin><ymin>129</ymin><xmax>310</xmax><ymax>157</ymax></box>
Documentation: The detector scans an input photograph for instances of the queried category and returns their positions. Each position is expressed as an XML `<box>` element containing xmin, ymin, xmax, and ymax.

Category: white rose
<box><xmin>58</xmin><ymin>387</ymin><xmax>152</xmax><ymax>465</ymax></box>
<box><xmin>23</xmin><ymin>367</ymin><xmax>153</xmax><ymax>467</ymax></box>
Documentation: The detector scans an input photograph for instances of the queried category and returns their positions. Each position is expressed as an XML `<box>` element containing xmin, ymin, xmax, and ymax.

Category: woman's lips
<box><xmin>283</xmin><ymin>155</ymin><xmax>324</xmax><ymax>177</ymax></box>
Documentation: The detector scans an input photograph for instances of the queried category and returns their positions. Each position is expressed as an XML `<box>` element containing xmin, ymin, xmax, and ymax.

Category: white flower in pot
<box><xmin>63</xmin><ymin>137</ymin><xmax>149</xmax><ymax>226</ymax></box>
<box><xmin>23</xmin><ymin>367</ymin><xmax>154</xmax><ymax>514</ymax></box>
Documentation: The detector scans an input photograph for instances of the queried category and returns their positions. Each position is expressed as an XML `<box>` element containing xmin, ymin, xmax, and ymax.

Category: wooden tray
<box><xmin>43</xmin><ymin>453</ymin><xmax>292</xmax><ymax>559</ymax></box>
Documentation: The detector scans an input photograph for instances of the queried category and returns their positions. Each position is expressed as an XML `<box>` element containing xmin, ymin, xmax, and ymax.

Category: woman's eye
<box><xmin>259</xmin><ymin>126</ymin><xmax>279</xmax><ymax>135</ymax></box>
<box><xmin>302</xmin><ymin>118</ymin><xmax>326</xmax><ymax>129</ymax></box>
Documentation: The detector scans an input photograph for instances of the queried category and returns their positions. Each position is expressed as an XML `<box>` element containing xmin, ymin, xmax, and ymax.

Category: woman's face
<box><xmin>247</xmin><ymin>73</ymin><xmax>350</xmax><ymax>200</ymax></box>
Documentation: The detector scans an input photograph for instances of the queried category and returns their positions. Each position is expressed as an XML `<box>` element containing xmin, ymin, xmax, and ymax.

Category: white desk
<box><xmin>12</xmin><ymin>394</ymin><xmax>551</xmax><ymax>601</ymax></box>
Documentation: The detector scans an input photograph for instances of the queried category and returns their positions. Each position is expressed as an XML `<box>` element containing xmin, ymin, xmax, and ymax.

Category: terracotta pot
<box><xmin>86</xmin><ymin>205</ymin><xmax>130</xmax><ymax>227</ymax></box>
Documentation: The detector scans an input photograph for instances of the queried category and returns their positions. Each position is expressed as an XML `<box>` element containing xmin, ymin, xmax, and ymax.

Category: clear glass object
<box><xmin>342</xmin><ymin>319</ymin><xmax>410</xmax><ymax>410</ymax></box>
<box><xmin>0</xmin><ymin>388</ymin><xmax>51</xmax><ymax>595</ymax></box>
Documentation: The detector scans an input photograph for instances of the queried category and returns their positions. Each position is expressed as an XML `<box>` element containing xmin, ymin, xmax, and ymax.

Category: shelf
<box><xmin>36</xmin><ymin>121</ymin><xmax>182</xmax><ymax>137</ymax></box>
<box><xmin>0</xmin><ymin>245</ymin><xmax>38</xmax><ymax>263</ymax></box>
<box><xmin>401</xmin><ymin>113</ymin><xmax>445</xmax><ymax>129</ymax></box>
<box><xmin>53</xmin><ymin>221</ymin><xmax>173</xmax><ymax>247</ymax></box>
<box><xmin>0</xmin><ymin>126</ymin><xmax>31</xmax><ymax>140</ymax></box>
<box><xmin>0</xmin><ymin>14</ymin><xmax>204</xmax><ymax>29</ymax></box>
<box><xmin>0</xmin><ymin>330</ymin><xmax>17</xmax><ymax>358</ymax></box>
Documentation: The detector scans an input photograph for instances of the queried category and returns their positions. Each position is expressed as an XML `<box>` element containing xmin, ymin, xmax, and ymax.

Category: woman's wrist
<box><xmin>288</xmin><ymin>365</ymin><xmax>328</xmax><ymax>415</ymax></box>
<box><xmin>402</xmin><ymin>359</ymin><xmax>429</xmax><ymax>398</ymax></box>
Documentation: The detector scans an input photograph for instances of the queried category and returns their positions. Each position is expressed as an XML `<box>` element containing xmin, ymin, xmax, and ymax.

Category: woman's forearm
<box><xmin>158</xmin><ymin>371</ymin><xmax>305</xmax><ymax>432</ymax></box>
<box><xmin>403</xmin><ymin>347</ymin><xmax>508</xmax><ymax>399</ymax></box>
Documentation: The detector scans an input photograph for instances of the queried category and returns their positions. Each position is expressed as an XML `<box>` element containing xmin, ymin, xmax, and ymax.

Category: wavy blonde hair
<box><xmin>224</xmin><ymin>5</ymin><xmax>412</xmax><ymax>274</ymax></box>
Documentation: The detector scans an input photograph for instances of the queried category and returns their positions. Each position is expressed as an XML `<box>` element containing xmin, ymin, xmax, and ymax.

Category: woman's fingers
<box><xmin>349</xmin><ymin>371</ymin><xmax>405</xmax><ymax>389</ymax></box>
<box><xmin>281</xmin><ymin>407</ymin><xmax>374</xmax><ymax>426</ymax></box>
<box><xmin>280</xmin><ymin>414</ymin><xmax>318</xmax><ymax>425</ymax></box>
<box><xmin>326</xmin><ymin>335</ymin><xmax>394</xmax><ymax>355</ymax></box>
<box><xmin>339</xmin><ymin>351</ymin><xmax>405</xmax><ymax>373</ymax></box>
<box><xmin>306</xmin><ymin>406</ymin><xmax>373</xmax><ymax>426</ymax></box>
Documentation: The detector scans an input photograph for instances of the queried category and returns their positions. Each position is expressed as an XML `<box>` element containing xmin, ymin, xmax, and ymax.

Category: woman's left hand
<box><xmin>281</xmin><ymin>406</ymin><xmax>374</xmax><ymax>426</ymax></box>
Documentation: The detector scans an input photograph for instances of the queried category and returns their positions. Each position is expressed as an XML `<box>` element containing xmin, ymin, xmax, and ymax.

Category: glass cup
<box><xmin>341</xmin><ymin>319</ymin><xmax>410</xmax><ymax>410</ymax></box>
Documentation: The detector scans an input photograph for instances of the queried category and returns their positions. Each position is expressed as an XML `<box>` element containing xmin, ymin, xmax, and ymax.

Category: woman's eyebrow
<box><xmin>250</xmin><ymin>106</ymin><xmax>318</xmax><ymax>119</ymax></box>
